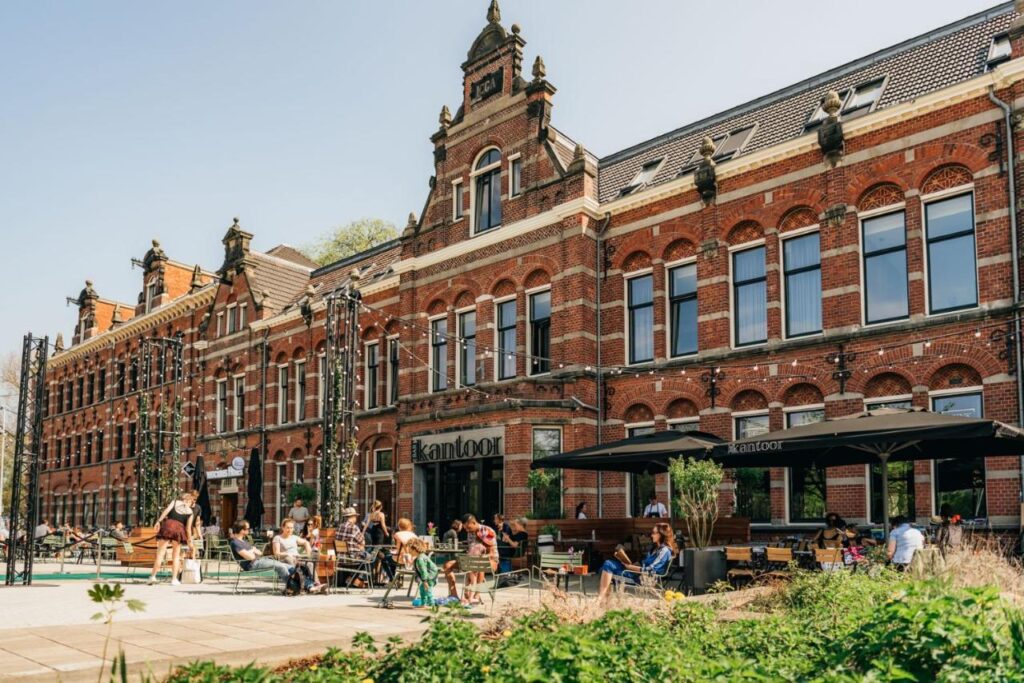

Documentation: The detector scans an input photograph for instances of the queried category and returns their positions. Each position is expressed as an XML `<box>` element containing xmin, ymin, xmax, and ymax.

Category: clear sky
<box><xmin>0</xmin><ymin>0</ymin><xmax>1003</xmax><ymax>364</ymax></box>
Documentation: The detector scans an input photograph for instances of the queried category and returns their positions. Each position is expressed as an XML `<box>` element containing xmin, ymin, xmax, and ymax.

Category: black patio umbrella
<box><xmin>191</xmin><ymin>454</ymin><xmax>212</xmax><ymax>526</ymax></box>
<box><xmin>709</xmin><ymin>409</ymin><xmax>1024</xmax><ymax>536</ymax></box>
<box><xmin>530</xmin><ymin>429</ymin><xmax>725</xmax><ymax>475</ymax></box>
<box><xmin>243</xmin><ymin>447</ymin><xmax>265</xmax><ymax>530</ymax></box>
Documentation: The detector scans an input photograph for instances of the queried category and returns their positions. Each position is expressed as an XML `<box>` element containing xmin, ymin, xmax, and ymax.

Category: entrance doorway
<box><xmin>422</xmin><ymin>457</ymin><xmax>503</xmax><ymax>531</ymax></box>
<box><xmin>220</xmin><ymin>493</ymin><xmax>238</xmax><ymax>531</ymax></box>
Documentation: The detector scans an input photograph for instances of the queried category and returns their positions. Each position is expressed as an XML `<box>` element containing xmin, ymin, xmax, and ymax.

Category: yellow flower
<box><xmin>361</xmin><ymin>678</ymin><xmax>374</xmax><ymax>683</ymax></box>
<box><xmin>502</xmin><ymin>630</ymin><xmax>512</xmax><ymax>638</ymax></box>
<box><xmin>482</xmin><ymin>666</ymin><xmax>491</xmax><ymax>674</ymax></box>
<box><xmin>309</xmin><ymin>664</ymin><xmax>318</xmax><ymax>671</ymax></box>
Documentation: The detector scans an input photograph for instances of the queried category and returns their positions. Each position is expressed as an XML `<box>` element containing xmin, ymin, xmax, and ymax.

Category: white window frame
<box><xmin>858</xmin><ymin>202</ymin><xmax>909</xmax><ymax>328</ymax></box>
<box><xmin>364</xmin><ymin>341</ymin><xmax>380</xmax><ymax>410</ymax></box>
<box><xmin>452</xmin><ymin>179</ymin><xmax>465</xmax><ymax>221</ymax></box>
<box><xmin>233</xmin><ymin>374</ymin><xmax>246</xmax><ymax>432</ymax></box>
<box><xmin>624</xmin><ymin>268</ymin><xmax>654</xmax><ymax>366</ymax></box>
<box><xmin>666</xmin><ymin>417</ymin><xmax>700</xmax><ymax>431</ymax></box>
<box><xmin>494</xmin><ymin>295</ymin><xmax>517</xmax><ymax>381</ymax></box>
<box><xmin>623</xmin><ymin>422</ymin><xmax>656</xmax><ymax>517</ymax></box>
<box><xmin>469</xmin><ymin>146</ymin><xmax>503</xmax><ymax>236</ymax></box>
<box><xmin>294</xmin><ymin>360</ymin><xmax>306</xmax><ymax>422</ymax></box>
<box><xmin>531</xmin><ymin>426</ymin><xmax>563</xmax><ymax>517</ymax></box>
<box><xmin>664</xmin><ymin>257</ymin><xmax>698</xmax><ymax>359</ymax></box>
<box><xmin>508</xmin><ymin>153</ymin><xmax>523</xmax><ymax>198</ymax></box>
<box><xmin>226</xmin><ymin>304</ymin><xmax>237</xmax><ymax>334</ymax></box>
<box><xmin>782</xmin><ymin>404</ymin><xmax>826</xmax><ymax>526</ymax></box>
<box><xmin>145</xmin><ymin>281</ymin><xmax>158</xmax><ymax>313</ymax></box>
<box><xmin>238</xmin><ymin>302</ymin><xmax>247</xmax><ymax>329</ymax></box>
<box><xmin>526</xmin><ymin>285</ymin><xmax>551</xmax><ymax>377</ymax></box>
<box><xmin>277</xmin><ymin>364</ymin><xmax>289</xmax><ymax>425</ymax></box>
<box><xmin>779</xmin><ymin>224</ymin><xmax>824</xmax><ymax>341</ymax></box>
<box><xmin>920</xmin><ymin>185</ymin><xmax>979</xmax><ymax>318</ymax></box>
<box><xmin>216</xmin><ymin>312</ymin><xmax>224</xmax><ymax>338</ymax></box>
<box><xmin>728</xmin><ymin>238</ymin><xmax>768</xmax><ymax>349</ymax></box>
<box><xmin>215</xmin><ymin>379</ymin><xmax>228</xmax><ymax>434</ymax></box>
<box><xmin>928</xmin><ymin>387</ymin><xmax>986</xmax><ymax>519</ymax></box>
<box><xmin>454</xmin><ymin>306</ymin><xmax>477</xmax><ymax>388</ymax></box>
<box><xmin>275</xmin><ymin>462</ymin><xmax>287</xmax><ymax>526</ymax></box>
<box><xmin>428</xmin><ymin>314</ymin><xmax>449</xmax><ymax>392</ymax></box>
<box><xmin>373</xmin><ymin>447</ymin><xmax>394</xmax><ymax>473</ymax></box>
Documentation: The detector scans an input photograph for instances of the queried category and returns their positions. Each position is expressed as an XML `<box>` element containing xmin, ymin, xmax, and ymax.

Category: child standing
<box><xmin>409</xmin><ymin>538</ymin><xmax>439</xmax><ymax>607</ymax></box>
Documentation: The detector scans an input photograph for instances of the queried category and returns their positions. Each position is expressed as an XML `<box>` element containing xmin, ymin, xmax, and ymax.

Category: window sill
<box><xmin>471</xmin><ymin>225</ymin><xmax>502</xmax><ymax>238</ymax></box>
<box><xmin>782</xmin><ymin>330</ymin><xmax>824</xmax><ymax>342</ymax></box>
<box><xmin>862</xmin><ymin>315</ymin><xmax>911</xmax><ymax>329</ymax></box>
<box><xmin>926</xmin><ymin>303</ymin><xmax>979</xmax><ymax>319</ymax></box>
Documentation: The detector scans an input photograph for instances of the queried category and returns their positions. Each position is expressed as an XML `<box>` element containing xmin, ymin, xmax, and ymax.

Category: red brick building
<box><xmin>37</xmin><ymin>1</ymin><xmax>1024</xmax><ymax>533</ymax></box>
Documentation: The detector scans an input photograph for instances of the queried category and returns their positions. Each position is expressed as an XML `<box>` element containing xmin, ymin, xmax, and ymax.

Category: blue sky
<box><xmin>0</xmin><ymin>0</ymin><xmax>1001</xmax><ymax>361</ymax></box>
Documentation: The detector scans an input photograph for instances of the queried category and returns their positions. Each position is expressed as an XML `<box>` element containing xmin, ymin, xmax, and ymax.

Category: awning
<box><xmin>530</xmin><ymin>429</ymin><xmax>725</xmax><ymax>475</ymax></box>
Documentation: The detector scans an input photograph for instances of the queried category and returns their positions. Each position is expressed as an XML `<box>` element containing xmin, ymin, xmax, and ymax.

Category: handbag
<box><xmin>181</xmin><ymin>558</ymin><xmax>202</xmax><ymax>584</ymax></box>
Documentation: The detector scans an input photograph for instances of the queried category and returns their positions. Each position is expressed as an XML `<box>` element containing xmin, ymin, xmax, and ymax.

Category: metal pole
<box><xmin>879</xmin><ymin>452</ymin><xmax>891</xmax><ymax>540</ymax></box>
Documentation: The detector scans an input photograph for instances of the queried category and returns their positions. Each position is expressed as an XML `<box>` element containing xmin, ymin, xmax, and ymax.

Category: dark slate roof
<box><xmin>597</xmin><ymin>3</ymin><xmax>1016</xmax><ymax>203</ymax></box>
<box><xmin>298</xmin><ymin>239</ymin><xmax>402</xmax><ymax>305</ymax></box>
<box><xmin>248</xmin><ymin>251</ymin><xmax>314</xmax><ymax>314</ymax></box>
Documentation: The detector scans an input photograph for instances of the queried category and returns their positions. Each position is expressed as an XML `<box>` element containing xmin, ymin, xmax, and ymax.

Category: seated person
<box><xmin>34</xmin><ymin>519</ymin><xmax>53</xmax><ymax>541</ymax></box>
<box><xmin>812</xmin><ymin>512</ymin><xmax>851</xmax><ymax>548</ymax></box>
<box><xmin>493</xmin><ymin>513</ymin><xmax>512</xmax><ymax>538</ymax></box>
<box><xmin>272</xmin><ymin>518</ymin><xmax>322</xmax><ymax>592</ymax></box>
<box><xmin>203</xmin><ymin>516</ymin><xmax>221</xmax><ymax>538</ymax></box>
<box><xmin>887</xmin><ymin>515</ymin><xmax>924</xmax><ymax>571</ymax></box>
<box><xmin>441</xmin><ymin>519</ymin><xmax>462</xmax><ymax>547</ymax></box>
<box><xmin>393</xmin><ymin>518</ymin><xmax>418</xmax><ymax>570</ymax></box>
<box><xmin>597</xmin><ymin>523</ymin><xmax>676</xmax><ymax>601</ymax></box>
<box><xmin>335</xmin><ymin>507</ymin><xmax>370</xmax><ymax>588</ymax></box>
<box><xmin>498</xmin><ymin>517</ymin><xmax>529</xmax><ymax>574</ymax></box>
<box><xmin>228</xmin><ymin>520</ymin><xmax>293</xmax><ymax>583</ymax></box>
<box><xmin>109</xmin><ymin>521</ymin><xmax>128</xmax><ymax>541</ymax></box>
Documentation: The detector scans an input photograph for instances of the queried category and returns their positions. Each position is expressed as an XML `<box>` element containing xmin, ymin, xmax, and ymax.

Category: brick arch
<box><xmin>289</xmin><ymin>447</ymin><xmax>304</xmax><ymax>460</ymax></box>
<box><xmin>730</xmin><ymin>389</ymin><xmax>768</xmax><ymax>412</ymax></box>
<box><xmin>657</xmin><ymin>217</ymin><xmax>700</xmax><ymax>246</ymax></box>
<box><xmin>623</xmin><ymin>402</ymin><xmax>655</xmax><ymax>423</ymax></box>
<box><xmin>370</xmin><ymin>434</ymin><xmax>394</xmax><ymax>451</ymax></box>
<box><xmin>665</xmin><ymin>397</ymin><xmax>699</xmax><ymax>419</ymax></box>
<box><xmin>662</xmin><ymin>239</ymin><xmax>696</xmax><ymax>262</ymax></box>
<box><xmin>315</xmin><ymin>340</ymin><xmax>327</xmax><ymax>354</ymax></box>
<box><xmin>271</xmin><ymin>449</ymin><xmax>287</xmax><ymax>462</ymax></box>
<box><xmin>725</xmin><ymin>220</ymin><xmax>763</xmax><ymax>246</ymax></box>
<box><xmin>453</xmin><ymin>290</ymin><xmax>476</xmax><ymax>309</ymax></box>
<box><xmin>863</xmin><ymin>371</ymin><xmax>913</xmax><ymax>399</ymax></box>
<box><xmin>426</xmin><ymin>298</ymin><xmax>447</xmax><ymax>316</ymax></box>
<box><xmin>761</xmin><ymin>187</ymin><xmax>827</xmax><ymax>226</ymax></box>
<box><xmin>782</xmin><ymin>382</ymin><xmax>824</xmax><ymax>406</ymax></box>
<box><xmin>361</xmin><ymin>326</ymin><xmax>381</xmax><ymax>341</ymax></box>
<box><xmin>274</xmin><ymin>351</ymin><xmax>289</xmax><ymax>364</ymax></box>
<box><xmin>911</xmin><ymin>142</ymin><xmax>989</xmax><ymax>188</ymax></box>
<box><xmin>292</xmin><ymin>347</ymin><xmax>305</xmax><ymax>360</ymax></box>
<box><xmin>778</xmin><ymin>206</ymin><xmax>818</xmax><ymax>233</ymax></box>
<box><xmin>858</xmin><ymin>183</ymin><xmax>904</xmax><ymax>211</ymax></box>
<box><xmin>621</xmin><ymin>250</ymin><xmax>651</xmax><ymax>272</ymax></box>
<box><xmin>491</xmin><ymin>279</ymin><xmax>516</xmax><ymax>298</ymax></box>
<box><xmin>523</xmin><ymin>268</ymin><xmax>551</xmax><ymax>290</ymax></box>
<box><xmin>384</xmin><ymin>320</ymin><xmax>402</xmax><ymax>336</ymax></box>
<box><xmin>921</xmin><ymin>164</ymin><xmax>973</xmax><ymax>195</ymax></box>
<box><xmin>927</xmin><ymin>362</ymin><xmax>984</xmax><ymax>391</ymax></box>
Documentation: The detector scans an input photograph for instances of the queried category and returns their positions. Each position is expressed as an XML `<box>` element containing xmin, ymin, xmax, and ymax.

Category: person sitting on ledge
<box><xmin>596</xmin><ymin>522</ymin><xmax>676</xmax><ymax>601</ymax></box>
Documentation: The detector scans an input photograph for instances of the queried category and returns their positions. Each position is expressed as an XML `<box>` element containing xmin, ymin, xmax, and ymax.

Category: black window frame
<box><xmin>278</xmin><ymin>365</ymin><xmax>290</xmax><ymax>425</ymax></box>
<box><xmin>497</xmin><ymin>299</ymin><xmax>517</xmax><ymax>380</ymax></box>
<box><xmin>234</xmin><ymin>375</ymin><xmax>246</xmax><ymax>431</ymax></box>
<box><xmin>732</xmin><ymin>245</ymin><xmax>768</xmax><ymax>347</ymax></box>
<box><xmin>627</xmin><ymin>273</ymin><xmax>654</xmax><ymax>364</ymax></box>
<box><xmin>668</xmin><ymin>262</ymin><xmax>698</xmax><ymax>357</ymax></box>
<box><xmin>925</xmin><ymin>192</ymin><xmax>977</xmax><ymax>315</ymax></box>
<box><xmin>216</xmin><ymin>379</ymin><xmax>229</xmax><ymax>434</ymax></box>
<box><xmin>431</xmin><ymin>317</ymin><xmax>448</xmax><ymax>392</ymax></box>
<box><xmin>529</xmin><ymin>290</ymin><xmax>551</xmax><ymax>375</ymax></box>
<box><xmin>862</xmin><ymin>210</ymin><xmax>909</xmax><ymax>325</ymax></box>
<box><xmin>365</xmin><ymin>343</ymin><xmax>379</xmax><ymax>409</ymax></box>
<box><xmin>782</xmin><ymin>231</ymin><xmax>823</xmax><ymax>338</ymax></box>
<box><xmin>474</xmin><ymin>149</ymin><xmax>502</xmax><ymax>233</ymax></box>
<box><xmin>388</xmin><ymin>338</ymin><xmax>399</xmax><ymax>405</ymax></box>
<box><xmin>458</xmin><ymin>310</ymin><xmax>477</xmax><ymax>387</ymax></box>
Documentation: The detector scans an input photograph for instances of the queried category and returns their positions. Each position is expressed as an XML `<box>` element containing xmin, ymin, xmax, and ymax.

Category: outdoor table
<box><xmin>554</xmin><ymin>538</ymin><xmax>596</xmax><ymax>565</ymax></box>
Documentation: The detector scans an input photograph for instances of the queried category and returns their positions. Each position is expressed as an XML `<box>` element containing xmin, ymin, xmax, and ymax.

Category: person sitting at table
<box><xmin>393</xmin><ymin>518</ymin><xmax>418</xmax><ymax>570</ymax></box>
<box><xmin>493</xmin><ymin>513</ymin><xmax>512</xmax><ymax>538</ymax></box>
<box><xmin>498</xmin><ymin>517</ymin><xmax>529</xmax><ymax>579</ymax></box>
<box><xmin>934</xmin><ymin>503</ymin><xmax>963</xmax><ymax>557</ymax></box>
<box><xmin>887</xmin><ymin>515</ymin><xmax>924</xmax><ymax>571</ymax></box>
<box><xmin>272</xmin><ymin>518</ymin><xmax>324</xmax><ymax>592</ymax></box>
<box><xmin>335</xmin><ymin>507</ymin><xmax>371</xmax><ymax>588</ymax></box>
<box><xmin>228</xmin><ymin>520</ymin><xmax>294</xmax><ymax>585</ymax></box>
<box><xmin>304</xmin><ymin>514</ymin><xmax>323</xmax><ymax>552</ymax></box>
<box><xmin>109</xmin><ymin>521</ymin><xmax>128</xmax><ymax>542</ymax></box>
<box><xmin>442</xmin><ymin>514</ymin><xmax>497</xmax><ymax>605</ymax></box>
<box><xmin>812</xmin><ymin>512</ymin><xmax>850</xmax><ymax>549</ymax></box>
<box><xmin>596</xmin><ymin>522</ymin><xmax>676</xmax><ymax>601</ymax></box>
<box><xmin>442</xmin><ymin>519</ymin><xmax>462</xmax><ymax>547</ymax></box>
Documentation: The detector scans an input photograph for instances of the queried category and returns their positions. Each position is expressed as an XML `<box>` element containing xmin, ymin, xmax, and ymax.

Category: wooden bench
<box><xmin>115</xmin><ymin>527</ymin><xmax>160</xmax><ymax>569</ymax></box>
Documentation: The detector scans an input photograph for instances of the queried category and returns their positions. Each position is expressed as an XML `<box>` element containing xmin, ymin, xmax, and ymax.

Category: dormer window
<box><xmin>988</xmin><ymin>34</ymin><xmax>1011</xmax><ymax>70</ymax></box>
<box><xmin>473</xmin><ymin>148</ymin><xmax>502</xmax><ymax>233</ymax></box>
<box><xmin>620</xmin><ymin>158</ymin><xmax>664</xmax><ymax>196</ymax></box>
<box><xmin>804</xmin><ymin>78</ymin><xmax>885</xmax><ymax>129</ymax></box>
<box><xmin>678</xmin><ymin>125</ymin><xmax>757</xmax><ymax>175</ymax></box>
<box><xmin>144</xmin><ymin>281</ymin><xmax>158</xmax><ymax>313</ymax></box>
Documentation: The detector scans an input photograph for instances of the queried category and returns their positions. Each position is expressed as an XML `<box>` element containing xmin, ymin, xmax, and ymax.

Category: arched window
<box><xmin>474</xmin><ymin>149</ymin><xmax>502</xmax><ymax>233</ymax></box>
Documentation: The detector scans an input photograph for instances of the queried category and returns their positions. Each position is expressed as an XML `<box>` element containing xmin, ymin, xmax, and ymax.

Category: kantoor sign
<box><xmin>411</xmin><ymin>427</ymin><xmax>505</xmax><ymax>464</ymax></box>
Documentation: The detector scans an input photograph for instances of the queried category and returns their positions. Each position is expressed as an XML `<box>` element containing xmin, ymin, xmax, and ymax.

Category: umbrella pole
<box><xmin>879</xmin><ymin>452</ymin><xmax>891</xmax><ymax>539</ymax></box>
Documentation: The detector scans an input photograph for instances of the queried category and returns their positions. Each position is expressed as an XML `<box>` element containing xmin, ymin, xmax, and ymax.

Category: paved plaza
<box><xmin>0</xmin><ymin>566</ymin><xmax>536</xmax><ymax>681</ymax></box>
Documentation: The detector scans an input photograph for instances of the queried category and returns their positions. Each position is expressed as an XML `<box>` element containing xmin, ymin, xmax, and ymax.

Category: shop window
<box><xmin>532</xmin><ymin>428</ymin><xmax>562</xmax><ymax>518</ymax></box>
<box><xmin>529</xmin><ymin>290</ymin><xmax>551</xmax><ymax>375</ymax></box>
<box><xmin>365</xmin><ymin>344</ymin><xmax>379</xmax><ymax>409</ymax></box>
<box><xmin>734</xmin><ymin>414</ymin><xmax>771</xmax><ymax>523</ymax></box>
<box><xmin>431</xmin><ymin>318</ymin><xmax>448</xmax><ymax>392</ymax></box>
<box><xmin>668</xmin><ymin>262</ymin><xmax>697</xmax><ymax>356</ymax></box>
<box><xmin>496</xmin><ymin>300</ymin><xmax>517</xmax><ymax>379</ymax></box>
<box><xmin>786</xmin><ymin>409</ymin><xmax>826</xmax><ymax>522</ymax></box>
<box><xmin>783</xmin><ymin>232</ymin><xmax>822</xmax><ymax>337</ymax></box>
<box><xmin>628</xmin><ymin>425</ymin><xmax>657</xmax><ymax>516</ymax></box>
<box><xmin>862</xmin><ymin>211</ymin><xmax>908</xmax><ymax>324</ymax></box>
<box><xmin>925</xmin><ymin>193</ymin><xmax>977</xmax><ymax>314</ymax></box>
<box><xmin>627</xmin><ymin>274</ymin><xmax>654</xmax><ymax>364</ymax></box>
<box><xmin>931</xmin><ymin>392</ymin><xmax>986</xmax><ymax>519</ymax></box>
<box><xmin>474</xmin><ymin>149</ymin><xmax>502</xmax><ymax>233</ymax></box>
<box><xmin>733</xmin><ymin>246</ymin><xmax>767</xmax><ymax>346</ymax></box>
<box><xmin>458</xmin><ymin>311</ymin><xmax>477</xmax><ymax>387</ymax></box>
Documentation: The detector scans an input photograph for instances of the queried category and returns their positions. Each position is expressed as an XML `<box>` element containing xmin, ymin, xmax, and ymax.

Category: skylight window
<box><xmin>987</xmin><ymin>34</ymin><xmax>1011</xmax><ymax>70</ymax></box>
<box><xmin>619</xmin><ymin>158</ymin><xmax>664</xmax><ymax>196</ymax></box>
<box><xmin>804</xmin><ymin>78</ymin><xmax>886</xmax><ymax>129</ymax></box>
<box><xmin>677</xmin><ymin>125</ymin><xmax>756</xmax><ymax>176</ymax></box>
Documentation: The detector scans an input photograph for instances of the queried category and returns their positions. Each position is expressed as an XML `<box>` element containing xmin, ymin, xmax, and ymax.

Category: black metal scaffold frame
<box><xmin>135</xmin><ymin>334</ymin><xmax>185</xmax><ymax>526</ymax></box>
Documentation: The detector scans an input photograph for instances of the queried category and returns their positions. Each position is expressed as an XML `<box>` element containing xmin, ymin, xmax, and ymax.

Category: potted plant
<box><xmin>538</xmin><ymin>523</ymin><xmax>560</xmax><ymax>555</ymax></box>
<box><xmin>669</xmin><ymin>457</ymin><xmax>727</xmax><ymax>595</ymax></box>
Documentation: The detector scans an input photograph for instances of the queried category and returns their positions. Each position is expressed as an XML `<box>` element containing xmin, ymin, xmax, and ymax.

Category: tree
<box><xmin>303</xmin><ymin>218</ymin><xmax>398</xmax><ymax>266</ymax></box>
<box><xmin>1</xmin><ymin>352</ymin><xmax>18</xmax><ymax>512</ymax></box>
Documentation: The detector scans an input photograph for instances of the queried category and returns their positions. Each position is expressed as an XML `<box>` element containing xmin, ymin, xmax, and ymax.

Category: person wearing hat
<box><xmin>335</xmin><ymin>507</ymin><xmax>370</xmax><ymax>588</ymax></box>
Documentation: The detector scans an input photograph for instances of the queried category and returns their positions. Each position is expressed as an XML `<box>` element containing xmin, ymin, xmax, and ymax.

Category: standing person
<box><xmin>575</xmin><ymin>501</ymin><xmax>588</xmax><ymax>520</ymax></box>
<box><xmin>596</xmin><ymin>523</ymin><xmax>676</xmax><ymax>601</ymax></box>
<box><xmin>148</xmin><ymin>491</ymin><xmax>196</xmax><ymax>585</ymax></box>
<box><xmin>934</xmin><ymin>503</ymin><xmax>963</xmax><ymax>557</ymax></box>
<box><xmin>363</xmin><ymin>500</ymin><xmax>390</xmax><ymax>548</ymax></box>
<box><xmin>393</xmin><ymin>518</ymin><xmax>418</xmax><ymax>570</ymax></box>
<box><xmin>409</xmin><ymin>538</ymin><xmax>438</xmax><ymax>608</ymax></box>
<box><xmin>642</xmin><ymin>494</ymin><xmax>667</xmax><ymax>518</ymax></box>
<box><xmin>887</xmin><ymin>516</ymin><xmax>925</xmax><ymax>571</ymax></box>
<box><xmin>289</xmin><ymin>498</ymin><xmax>310</xmax><ymax>535</ymax></box>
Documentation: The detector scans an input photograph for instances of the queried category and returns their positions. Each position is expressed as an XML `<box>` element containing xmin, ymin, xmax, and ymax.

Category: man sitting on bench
<box><xmin>228</xmin><ymin>520</ymin><xmax>293</xmax><ymax>584</ymax></box>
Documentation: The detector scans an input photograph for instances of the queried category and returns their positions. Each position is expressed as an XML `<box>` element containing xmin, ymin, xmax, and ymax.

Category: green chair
<box><xmin>531</xmin><ymin>551</ymin><xmax>586</xmax><ymax>596</ymax></box>
<box><xmin>458</xmin><ymin>554</ymin><xmax>529</xmax><ymax>612</ymax></box>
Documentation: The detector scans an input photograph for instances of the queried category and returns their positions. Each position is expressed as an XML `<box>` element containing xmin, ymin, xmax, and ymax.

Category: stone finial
<box><xmin>699</xmin><ymin>136</ymin><xmax>716</xmax><ymax>162</ymax></box>
<box><xmin>822</xmin><ymin>90</ymin><xmax>843</xmax><ymax>120</ymax></box>
<box><xmin>111</xmin><ymin>304</ymin><xmax>123</xmax><ymax>325</ymax></box>
<box><xmin>190</xmin><ymin>264</ymin><xmax>203</xmax><ymax>291</ymax></box>
<box><xmin>694</xmin><ymin>137</ymin><xmax>718</xmax><ymax>206</ymax></box>
<box><xmin>532</xmin><ymin>55</ymin><xmax>546</xmax><ymax>81</ymax></box>
<box><xmin>407</xmin><ymin>212</ymin><xmax>418</xmax><ymax>229</ymax></box>
<box><xmin>487</xmin><ymin>0</ymin><xmax>501</xmax><ymax>24</ymax></box>
<box><xmin>572</xmin><ymin>143</ymin><xmax>585</xmax><ymax>162</ymax></box>
<box><xmin>232</xmin><ymin>217</ymin><xmax>240</xmax><ymax>227</ymax></box>
<box><xmin>511</xmin><ymin>23</ymin><xmax>521</xmax><ymax>35</ymax></box>
<box><xmin>54</xmin><ymin>333</ymin><xmax>65</xmax><ymax>353</ymax></box>
<box><xmin>439</xmin><ymin>105</ymin><xmax>452</xmax><ymax>129</ymax></box>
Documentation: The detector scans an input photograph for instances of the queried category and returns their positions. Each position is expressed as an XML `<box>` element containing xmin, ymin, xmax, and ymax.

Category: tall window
<box><xmin>932</xmin><ymin>392</ymin><xmax>986</xmax><ymax>519</ymax></box>
<box><xmin>128</xmin><ymin>423</ymin><xmax>137</xmax><ymax>459</ymax></box>
<box><xmin>627</xmin><ymin>274</ymin><xmax>654</xmax><ymax>364</ymax></box>
<box><xmin>115</xmin><ymin>426</ymin><xmax>124</xmax><ymax>460</ymax></box>
<box><xmin>87</xmin><ymin>373</ymin><xmax>95</xmax><ymax>405</ymax></box>
<box><xmin>376</xmin><ymin>448</ymin><xmax>394</xmax><ymax>472</ymax></box>
<box><xmin>95</xmin><ymin>431</ymin><xmax>103</xmax><ymax>463</ymax></box>
<box><xmin>453</xmin><ymin>181</ymin><xmax>465</xmax><ymax>220</ymax></box>
<box><xmin>866</xmin><ymin>399</ymin><xmax>914</xmax><ymax>522</ymax></box>
<box><xmin>862</xmin><ymin>211</ymin><xmax>908</xmax><ymax>324</ymax></box>
<box><xmin>458</xmin><ymin>311</ymin><xmax>477</xmax><ymax>387</ymax></box>
<box><xmin>668</xmin><ymin>263</ymin><xmax>697</xmax><ymax>357</ymax></box>
<box><xmin>529</xmin><ymin>290</ymin><xmax>551</xmax><ymax>375</ymax></box>
<box><xmin>226</xmin><ymin>305</ymin><xmax>237</xmax><ymax>334</ymax></box>
<box><xmin>783</xmin><ymin>232</ymin><xmax>822</xmax><ymax>337</ymax></box>
<box><xmin>216</xmin><ymin>380</ymin><xmax>228</xmax><ymax>434</ymax></box>
<box><xmin>734</xmin><ymin>414</ymin><xmax>771</xmax><ymax>523</ymax></box>
<box><xmin>388</xmin><ymin>340</ymin><xmax>399</xmax><ymax>405</ymax></box>
<box><xmin>234</xmin><ymin>376</ymin><xmax>246</xmax><ymax>431</ymax></box>
<box><xmin>925</xmin><ymin>193</ymin><xmax>977</xmax><ymax>313</ymax></box>
<box><xmin>733</xmin><ymin>246</ymin><xmax>767</xmax><ymax>346</ymax></box>
<box><xmin>85</xmin><ymin>432</ymin><xmax>93</xmax><ymax>465</ymax></box>
<box><xmin>116</xmin><ymin>362</ymin><xmax>126</xmax><ymax>396</ymax></box>
<box><xmin>511</xmin><ymin>157</ymin><xmax>523</xmax><ymax>197</ymax></box>
<box><xmin>786</xmin><ymin>409</ymin><xmax>826</xmax><ymax>522</ymax></box>
<box><xmin>627</xmin><ymin>425</ymin><xmax>657</xmax><ymax>516</ymax></box>
<box><xmin>431</xmin><ymin>318</ymin><xmax>448</xmax><ymax>392</ymax></box>
<box><xmin>532</xmin><ymin>428</ymin><xmax>562</xmax><ymax>518</ymax></box>
<box><xmin>98</xmin><ymin>368</ymin><xmax>106</xmax><ymax>401</ymax></box>
<box><xmin>365</xmin><ymin>344</ymin><xmax>379</xmax><ymax>410</ymax></box>
<box><xmin>497</xmin><ymin>300</ymin><xmax>517</xmax><ymax>379</ymax></box>
<box><xmin>145</xmin><ymin>281</ymin><xmax>158</xmax><ymax>312</ymax></box>
<box><xmin>474</xmin><ymin>149</ymin><xmax>502</xmax><ymax>232</ymax></box>
<box><xmin>318</xmin><ymin>355</ymin><xmax>327</xmax><ymax>418</ymax></box>
<box><xmin>295</xmin><ymin>361</ymin><xmax>306</xmax><ymax>421</ymax></box>
<box><xmin>278</xmin><ymin>366</ymin><xmax>290</xmax><ymax>424</ymax></box>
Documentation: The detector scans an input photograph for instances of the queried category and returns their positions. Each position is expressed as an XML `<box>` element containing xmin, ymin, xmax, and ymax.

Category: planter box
<box><xmin>683</xmin><ymin>548</ymin><xmax>726</xmax><ymax>595</ymax></box>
